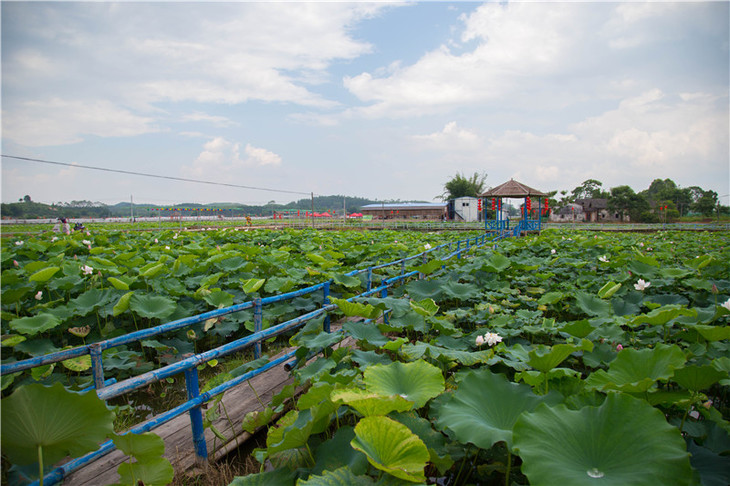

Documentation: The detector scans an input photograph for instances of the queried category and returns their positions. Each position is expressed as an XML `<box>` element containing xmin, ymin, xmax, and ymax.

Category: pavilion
<box><xmin>480</xmin><ymin>179</ymin><xmax>549</xmax><ymax>236</ymax></box>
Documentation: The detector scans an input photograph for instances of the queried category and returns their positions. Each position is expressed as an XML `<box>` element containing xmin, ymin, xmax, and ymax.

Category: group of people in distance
<box><xmin>53</xmin><ymin>217</ymin><xmax>85</xmax><ymax>234</ymax></box>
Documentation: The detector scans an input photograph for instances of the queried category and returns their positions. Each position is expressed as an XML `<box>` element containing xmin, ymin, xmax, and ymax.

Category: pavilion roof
<box><xmin>480</xmin><ymin>179</ymin><xmax>548</xmax><ymax>198</ymax></box>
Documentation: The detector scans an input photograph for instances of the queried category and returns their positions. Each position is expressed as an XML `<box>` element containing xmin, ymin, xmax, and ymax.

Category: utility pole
<box><xmin>130</xmin><ymin>195</ymin><xmax>134</xmax><ymax>222</ymax></box>
<box><xmin>311</xmin><ymin>192</ymin><xmax>315</xmax><ymax>229</ymax></box>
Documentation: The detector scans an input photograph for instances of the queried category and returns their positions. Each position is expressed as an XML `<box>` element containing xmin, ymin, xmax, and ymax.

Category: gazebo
<box><xmin>480</xmin><ymin>179</ymin><xmax>549</xmax><ymax>236</ymax></box>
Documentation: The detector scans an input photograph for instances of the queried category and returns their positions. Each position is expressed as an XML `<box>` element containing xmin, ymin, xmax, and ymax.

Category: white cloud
<box><xmin>2</xmin><ymin>98</ymin><xmax>158</xmax><ymax>146</ymax></box>
<box><xmin>2</xmin><ymin>2</ymin><xmax>390</xmax><ymax>147</ymax></box>
<box><xmin>182</xmin><ymin>137</ymin><xmax>282</xmax><ymax>179</ymax></box>
<box><xmin>412</xmin><ymin>121</ymin><xmax>480</xmax><ymax>150</ymax></box>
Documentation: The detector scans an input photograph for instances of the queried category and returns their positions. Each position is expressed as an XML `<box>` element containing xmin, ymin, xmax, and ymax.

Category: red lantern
<box><xmin>526</xmin><ymin>197</ymin><xmax>532</xmax><ymax>212</ymax></box>
<box><xmin>491</xmin><ymin>198</ymin><xmax>496</xmax><ymax>211</ymax></box>
<box><xmin>498</xmin><ymin>199</ymin><xmax>502</xmax><ymax>210</ymax></box>
<box><xmin>477</xmin><ymin>199</ymin><xmax>482</xmax><ymax>211</ymax></box>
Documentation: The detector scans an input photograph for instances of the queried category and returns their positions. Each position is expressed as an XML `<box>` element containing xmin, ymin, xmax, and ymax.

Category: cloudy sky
<box><xmin>2</xmin><ymin>1</ymin><xmax>728</xmax><ymax>206</ymax></box>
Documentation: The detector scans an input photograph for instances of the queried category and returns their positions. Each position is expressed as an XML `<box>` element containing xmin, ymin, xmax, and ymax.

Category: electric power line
<box><xmin>1</xmin><ymin>154</ymin><xmax>312</xmax><ymax>196</ymax></box>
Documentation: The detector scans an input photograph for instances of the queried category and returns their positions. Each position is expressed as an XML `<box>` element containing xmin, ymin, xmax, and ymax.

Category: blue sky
<box><xmin>2</xmin><ymin>1</ymin><xmax>728</xmax><ymax>207</ymax></box>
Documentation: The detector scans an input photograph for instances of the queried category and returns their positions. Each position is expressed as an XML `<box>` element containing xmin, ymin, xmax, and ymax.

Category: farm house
<box><xmin>360</xmin><ymin>202</ymin><xmax>447</xmax><ymax>220</ymax></box>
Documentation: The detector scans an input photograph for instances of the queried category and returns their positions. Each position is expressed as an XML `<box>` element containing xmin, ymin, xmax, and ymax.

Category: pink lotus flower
<box><xmin>81</xmin><ymin>265</ymin><xmax>94</xmax><ymax>275</ymax></box>
<box><xmin>616</xmin><ymin>344</ymin><xmax>623</xmax><ymax>352</ymax></box>
<box><xmin>35</xmin><ymin>291</ymin><xmax>43</xmax><ymax>301</ymax></box>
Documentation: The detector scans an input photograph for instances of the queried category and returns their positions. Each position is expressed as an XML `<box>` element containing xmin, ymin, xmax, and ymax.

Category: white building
<box><xmin>449</xmin><ymin>197</ymin><xmax>482</xmax><ymax>222</ymax></box>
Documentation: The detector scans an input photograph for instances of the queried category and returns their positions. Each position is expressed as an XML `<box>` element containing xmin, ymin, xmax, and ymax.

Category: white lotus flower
<box><xmin>165</xmin><ymin>246</ymin><xmax>170</xmax><ymax>250</ymax></box>
<box><xmin>721</xmin><ymin>298</ymin><xmax>730</xmax><ymax>311</ymax></box>
<box><xmin>483</xmin><ymin>332</ymin><xmax>503</xmax><ymax>347</ymax></box>
<box><xmin>598</xmin><ymin>255</ymin><xmax>609</xmax><ymax>263</ymax></box>
<box><xmin>550</xmin><ymin>249</ymin><xmax>556</xmax><ymax>254</ymax></box>
<box><xmin>424</xmin><ymin>243</ymin><xmax>432</xmax><ymax>250</ymax></box>
<box><xmin>82</xmin><ymin>239</ymin><xmax>91</xmax><ymax>245</ymax></box>
<box><xmin>35</xmin><ymin>291</ymin><xmax>43</xmax><ymax>300</ymax></box>
<box><xmin>154</xmin><ymin>238</ymin><xmax>158</xmax><ymax>243</ymax></box>
<box><xmin>634</xmin><ymin>279</ymin><xmax>651</xmax><ymax>291</ymax></box>
<box><xmin>51</xmin><ymin>237</ymin><xmax>58</xmax><ymax>242</ymax></box>
<box><xmin>81</xmin><ymin>265</ymin><xmax>94</xmax><ymax>275</ymax></box>
<box><xmin>475</xmin><ymin>335</ymin><xmax>485</xmax><ymax>346</ymax></box>
<box><xmin>15</xmin><ymin>241</ymin><xmax>23</xmax><ymax>246</ymax></box>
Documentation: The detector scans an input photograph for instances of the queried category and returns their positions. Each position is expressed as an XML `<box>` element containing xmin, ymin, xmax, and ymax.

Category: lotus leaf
<box><xmin>434</xmin><ymin>369</ymin><xmax>553</xmax><ymax>450</ymax></box>
<box><xmin>1</xmin><ymin>383</ymin><xmax>114</xmax><ymax>467</ymax></box>
<box><xmin>585</xmin><ymin>343</ymin><xmax>686</xmax><ymax>393</ymax></box>
<box><xmin>331</xmin><ymin>389</ymin><xmax>413</xmax><ymax>416</ymax></box>
<box><xmin>129</xmin><ymin>293</ymin><xmax>176</xmax><ymax>320</ymax></box>
<box><xmin>363</xmin><ymin>360</ymin><xmax>444</xmax><ymax>409</ymax></box>
<box><xmin>9</xmin><ymin>313</ymin><xmax>61</xmax><ymax>336</ymax></box>
<box><xmin>350</xmin><ymin>416</ymin><xmax>429</xmax><ymax>483</ymax></box>
<box><xmin>28</xmin><ymin>266</ymin><xmax>60</xmax><ymax>283</ymax></box>
<box><xmin>514</xmin><ymin>393</ymin><xmax>692</xmax><ymax>486</ymax></box>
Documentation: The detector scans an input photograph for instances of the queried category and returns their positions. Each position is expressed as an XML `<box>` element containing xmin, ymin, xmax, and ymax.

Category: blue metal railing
<box><xmin>1</xmin><ymin>231</ymin><xmax>500</xmax><ymax>486</ymax></box>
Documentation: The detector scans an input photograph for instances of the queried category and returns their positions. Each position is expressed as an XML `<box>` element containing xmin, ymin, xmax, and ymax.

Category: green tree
<box><xmin>440</xmin><ymin>172</ymin><xmax>487</xmax><ymax>200</ymax></box>
<box><xmin>608</xmin><ymin>185</ymin><xmax>647</xmax><ymax>221</ymax></box>
<box><xmin>570</xmin><ymin>179</ymin><xmax>607</xmax><ymax>201</ymax></box>
<box><xmin>693</xmin><ymin>190</ymin><xmax>718</xmax><ymax>217</ymax></box>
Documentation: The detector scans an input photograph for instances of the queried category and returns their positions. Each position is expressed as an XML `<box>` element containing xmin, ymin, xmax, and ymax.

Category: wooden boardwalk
<box><xmin>63</xmin><ymin>332</ymin><xmax>356</xmax><ymax>485</ymax></box>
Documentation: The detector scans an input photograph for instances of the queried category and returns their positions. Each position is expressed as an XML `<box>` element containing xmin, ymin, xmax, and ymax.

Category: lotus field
<box><xmin>1</xmin><ymin>227</ymin><xmax>729</xmax><ymax>485</ymax></box>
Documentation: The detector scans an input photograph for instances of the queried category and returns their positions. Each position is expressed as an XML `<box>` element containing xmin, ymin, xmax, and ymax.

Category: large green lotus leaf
<box><xmin>672</xmin><ymin>365</ymin><xmax>726</xmax><ymax>391</ymax></box>
<box><xmin>69</xmin><ymin>288</ymin><xmax>114</xmax><ymax>316</ymax></box>
<box><xmin>574</xmin><ymin>291</ymin><xmax>611</xmax><ymax>317</ymax></box>
<box><xmin>687</xmin><ymin>441</ymin><xmax>730</xmax><ymax>486</ymax></box>
<box><xmin>113</xmin><ymin>291</ymin><xmax>134</xmax><ymax>316</ymax></box>
<box><xmin>28</xmin><ymin>266</ymin><xmax>60</xmax><ymax>283</ymax></box>
<box><xmin>139</xmin><ymin>262</ymin><xmax>166</xmax><ymax>279</ymax></box>
<box><xmin>343</xmin><ymin>320</ymin><xmax>390</xmax><ymax>348</ymax></box>
<box><xmin>229</xmin><ymin>468</ymin><xmax>296</xmax><ymax>486</ymax></box>
<box><xmin>241</xmin><ymin>277</ymin><xmax>266</xmax><ymax>294</ymax></box>
<box><xmin>434</xmin><ymin>369</ymin><xmax>552</xmax><ymax>450</ymax></box>
<box><xmin>559</xmin><ymin>320</ymin><xmax>597</xmax><ymax>339</ymax></box>
<box><xmin>311</xmin><ymin>426</ymin><xmax>368</xmax><ymax>476</ymax></box>
<box><xmin>409</xmin><ymin>298</ymin><xmax>439</xmax><ymax>317</ymax></box>
<box><xmin>392</xmin><ymin>412</ymin><xmax>455</xmax><ymax>474</ymax></box>
<box><xmin>628</xmin><ymin>305</ymin><xmax>696</xmax><ymax>327</ymax></box>
<box><xmin>513</xmin><ymin>393</ymin><xmax>692</xmax><ymax>486</ymax></box>
<box><xmin>1</xmin><ymin>383</ymin><xmax>114</xmax><ymax>466</ymax></box>
<box><xmin>441</xmin><ymin>281</ymin><xmax>480</xmax><ymax>301</ymax></box>
<box><xmin>692</xmin><ymin>324</ymin><xmax>730</xmax><ymax>341</ymax></box>
<box><xmin>585</xmin><ymin>343</ymin><xmax>686</xmax><ymax>393</ymax></box>
<box><xmin>264</xmin><ymin>276</ymin><xmax>296</xmax><ymax>294</ymax></box>
<box><xmin>298</xmin><ymin>467</ymin><xmax>374</xmax><ymax>486</ymax></box>
<box><xmin>9</xmin><ymin>313</ymin><xmax>62</xmax><ymax>336</ymax></box>
<box><xmin>350</xmin><ymin>416</ymin><xmax>429</xmax><ymax>483</ymax></box>
<box><xmin>331</xmin><ymin>389</ymin><xmax>413</xmax><ymax>417</ymax></box>
<box><xmin>404</xmin><ymin>279</ymin><xmax>444</xmax><ymax>302</ymax></box>
<box><xmin>488</xmin><ymin>251</ymin><xmax>513</xmax><ymax>272</ymax></box>
<box><xmin>364</xmin><ymin>360</ymin><xmax>444</xmax><ymax>409</ymax></box>
<box><xmin>400</xmin><ymin>342</ymin><xmax>493</xmax><ymax>367</ymax></box>
<box><xmin>538</xmin><ymin>291</ymin><xmax>564</xmax><ymax>305</ymax></box>
<box><xmin>129</xmin><ymin>293</ymin><xmax>176</xmax><ymax>320</ymax></box>
<box><xmin>113</xmin><ymin>432</ymin><xmax>165</xmax><ymax>460</ymax></box>
<box><xmin>216</xmin><ymin>256</ymin><xmax>248</xmax><ymax>272</ymax></box>
<box><xmin>527</xmin><ymin>340</ymin><xmax>593</xmax><ymax>374</ymax></box>
<box><xmin>203</xmin><ymin>289</ymin><xmax>234</xmax><ymax>308</ymax></box>
<box><xmin>332</xmin><ymin>273</ymin><xmax>362</xmax><ymax>288</ymax></box>
<box><xmin>331</xmin><ymin>297</ymin><xmax>383</xmax><ymax>319</ymax></box>
<box><xmin>414</xmin><ymin>258</ymin><xmax>446</xmax><ymax>276</ymax></box>
<box><xmin>116</xmin><ymin>458</ymin><xmax>174</xmax><ymax>486</ymax></box>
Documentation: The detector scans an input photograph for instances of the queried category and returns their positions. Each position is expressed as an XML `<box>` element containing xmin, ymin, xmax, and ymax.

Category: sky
<box><xmin>2</xmin><ymin>1</ymin><xmax>729</xmax><ymax>207</ymax></box>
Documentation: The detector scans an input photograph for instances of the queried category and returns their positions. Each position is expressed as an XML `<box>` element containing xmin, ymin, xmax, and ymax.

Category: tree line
<box><xmin>440</xmin><ymin>172</ymin><xmax>726</xmax><ymax>222</ymax></box>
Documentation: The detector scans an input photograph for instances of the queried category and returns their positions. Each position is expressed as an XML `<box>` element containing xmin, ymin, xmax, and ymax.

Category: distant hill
<box><xmin>1</xmin><ymin>195</ymin><xmax>429</xmax><ymax>219</ymax></box>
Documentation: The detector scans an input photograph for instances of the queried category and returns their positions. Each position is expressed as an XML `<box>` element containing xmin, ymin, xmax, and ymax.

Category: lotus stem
<box><xmin>505</xmin><ymin>449</ymin><xmax>512</xmax><ymax>486</ymax></box>
<box><xmin>248</xmin><ymin>380</ymin><xmax>265</xmax><ymax>409</ymax></box>
<box><xmin>38</xmin><ymin>445</ymin><xmax>44</xmax><ymax>486</ymax></box>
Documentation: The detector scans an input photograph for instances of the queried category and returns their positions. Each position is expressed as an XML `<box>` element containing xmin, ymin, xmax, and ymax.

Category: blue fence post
<box><xmin>367</xmin><ymin>267</ymin><xmax>373</xmax><ymax>292</ymax></box>
<box><xmin>253</xmin><ymin>298</ymin><xmax>262</xmax><ymax>359</ymax></box>
<box><xmin>89</xmin><ymin>343</ymin><xmax>105</xmax><ymax>390</ymax></box>
<box><xmin>381</xmin><ymin>282</ymin><xmax>389</xmax><ymax>324</ymax></box>
<box><xmin>323</xmin><ymin>281</ymin><xmax>331</xmax><ymax>333</ymax></box>
<box><xmin>456</xmin><ymin>240</ymin><xmax>461</xmax><ymax>259</ymax></box>
<box><xmin>400</xmin><ymin>259</ymin><xmax>405</xmax><ymax>276</ymax></box>
<box><xmin>184</xmin><ymin>367</ymin><xmax>208</xmax><ymax>465</ymax></box>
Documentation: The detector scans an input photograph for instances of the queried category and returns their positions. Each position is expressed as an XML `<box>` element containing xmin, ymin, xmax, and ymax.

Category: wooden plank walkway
<box><xmin>63</xmin><ymin>331</ymin><xmax>356</xmax><ymax>485</ymax></box>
